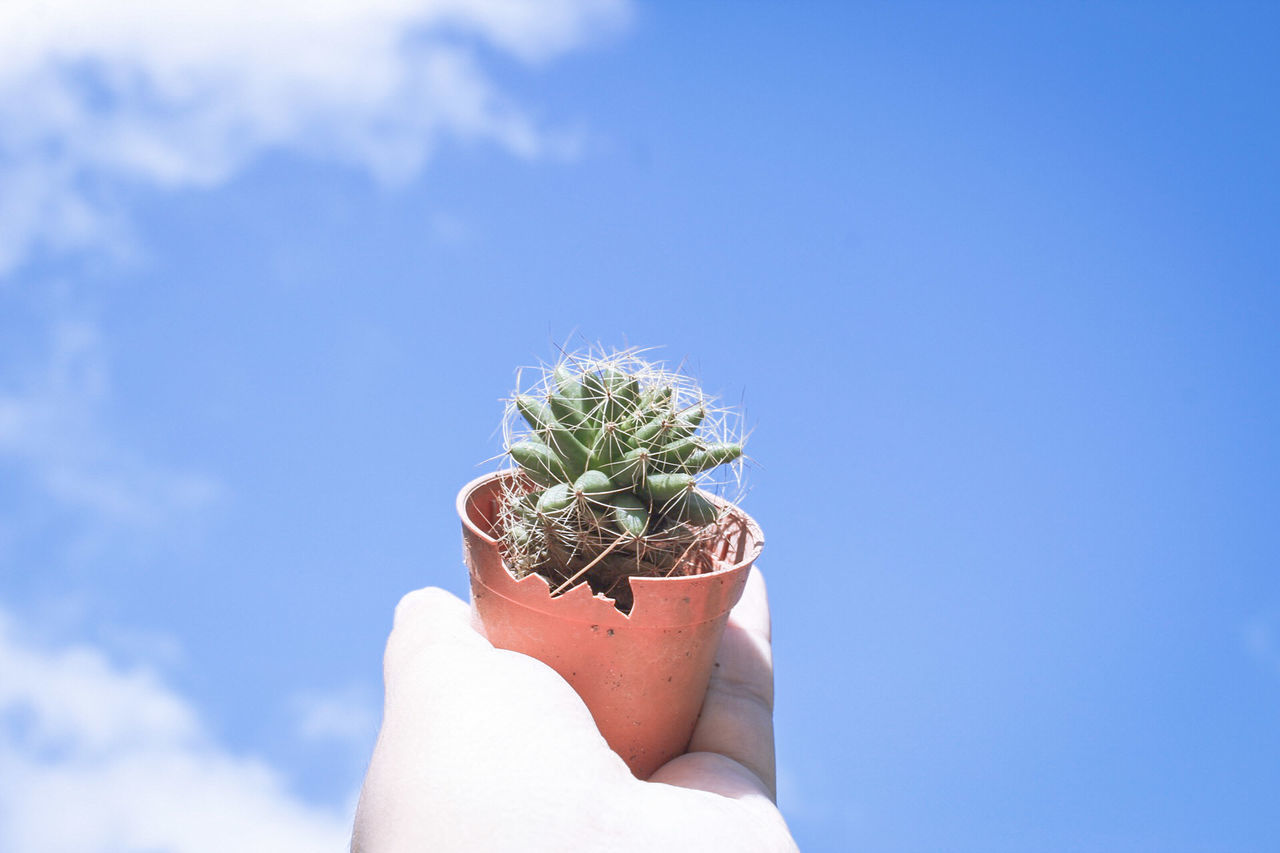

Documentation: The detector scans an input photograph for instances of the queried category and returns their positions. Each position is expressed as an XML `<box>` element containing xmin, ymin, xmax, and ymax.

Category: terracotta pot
<box><xmin>457</xmin><ymin>471</ymin><xmax>764</xmax><ymax>779</ymax></box>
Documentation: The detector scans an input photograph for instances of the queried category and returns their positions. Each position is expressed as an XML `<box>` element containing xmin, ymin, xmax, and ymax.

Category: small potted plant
<box><xmin>457</xmin><ymin>347</ymin><xmax>764</xmax><ymax>778</ymax></box>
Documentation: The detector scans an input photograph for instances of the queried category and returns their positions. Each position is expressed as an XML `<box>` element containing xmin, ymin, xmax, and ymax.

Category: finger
<box><xmin>392</xmin><ymin>586</ymin><xmax>486</xmax><ymax>644</ymax></box>
<box><xmin>385</xmin><ymin>587</ymin><xmax>491</xmax><ymax>684</ymax></box>
<box><xmin>647</xmin><ymin>750</ymin><xmax>774</xmax><ymax>801</ymax></box>
<box><xmin>728</xmin><ymin>561</ymin><xmax>772</xmax><ymax>645</ymax></box>
<box><xmin>679</xmin><ymin>566</ymin><xmax>777</xmax><ymax>798</ymax></box>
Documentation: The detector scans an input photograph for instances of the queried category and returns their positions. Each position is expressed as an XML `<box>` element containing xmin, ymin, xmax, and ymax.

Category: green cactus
<box><xmin>496</xmin><ymin>348</ymin><xmax>746</xmax><ymax>612</ymax></box>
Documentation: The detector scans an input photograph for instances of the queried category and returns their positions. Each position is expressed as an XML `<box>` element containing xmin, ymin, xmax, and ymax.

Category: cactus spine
<box><xmin>498</xmin><ymin>349</ymin><xmax>745</xmax><ymax>612</ymax></box>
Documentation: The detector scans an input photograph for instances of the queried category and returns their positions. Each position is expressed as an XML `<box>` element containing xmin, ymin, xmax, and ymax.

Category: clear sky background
<box><xmin>2</xmin><ymin>2</ymin><xmax>1278</xmax><ymax>851</ymax></box>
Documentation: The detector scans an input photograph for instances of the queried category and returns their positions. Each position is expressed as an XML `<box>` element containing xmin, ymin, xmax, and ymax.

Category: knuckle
<box><xmin>392</xmin><ymin>586</ymin><xmax>453</xmax><ymax>630</ymax></box>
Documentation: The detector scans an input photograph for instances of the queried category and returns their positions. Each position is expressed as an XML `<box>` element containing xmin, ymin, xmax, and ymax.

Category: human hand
<box><xmin>352</xmin><ymin>567</ymin><xmax>797</xmax><ymax>852</ymax></box>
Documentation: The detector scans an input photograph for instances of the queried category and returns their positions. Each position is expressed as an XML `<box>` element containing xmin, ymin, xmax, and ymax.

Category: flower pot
<box><xmin>458</xmin><ymin>471</ymin><xmax>765</xmax><ymax>779</ymax></box>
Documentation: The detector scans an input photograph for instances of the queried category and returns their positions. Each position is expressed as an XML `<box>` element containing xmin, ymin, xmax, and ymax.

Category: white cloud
<box><xmin>0</xmin><ymin>315</ymin><xmax>220</xmax><ymax>533</ymax></box>
<box><xmin>0</xmin><ymin>604</ymin><xmax>353</xmax><ymax>852</ymax></box>
<box><xmin>0</xmin><ymin>0</ymin><xmax>630</xmax><ymax>276</ymax></box>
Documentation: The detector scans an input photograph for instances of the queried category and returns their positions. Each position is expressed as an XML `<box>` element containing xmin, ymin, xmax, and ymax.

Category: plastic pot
<box><xmin>457</xmin><ymin>471</ymin><xmax>764</xmax><ymax>779</ymax></box>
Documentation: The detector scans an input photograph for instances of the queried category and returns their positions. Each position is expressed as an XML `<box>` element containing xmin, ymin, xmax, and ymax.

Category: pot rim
<box><xmin>457</xmin><ymin>470</ymin><xmax>764</xmax><ymax>611</ymax></box>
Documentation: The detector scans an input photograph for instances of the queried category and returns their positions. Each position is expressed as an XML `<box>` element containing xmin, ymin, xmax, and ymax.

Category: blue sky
<box><xmin>2</xmin><ymin>2</ymin><xmax>1278</xmax><ymax>851</ymax></box>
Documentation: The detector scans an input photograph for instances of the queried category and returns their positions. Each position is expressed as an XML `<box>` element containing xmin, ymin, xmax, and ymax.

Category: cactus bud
<box><xmin>516</xmin><ymin>395</ymin><xmax>554</xmax><ymax>432</ymax></box>
<box><xmin>683</xmin><ymin>442</ymin><xmax>742</xmax><ymax>475</ymax></box>
<box><xmin>608</xmin><ymin>491</ymin><xmax>649</xmax><ymax>537</ymax></box>
<box><xmin>643</xmin><ymin>472</ymin><xmax>695</xmax><ymax>503</ymax></box>
<box><xmin>510</xmin><ymin>439</ymin><xmax>568</xmax><ymax>486</ymax></box>
<box><xmin>671</xmin><ymin>490</ymin><xmax>719</xmax><ymax>526</ymax></box>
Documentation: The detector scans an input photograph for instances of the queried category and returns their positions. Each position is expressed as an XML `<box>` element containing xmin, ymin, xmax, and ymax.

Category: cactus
<box><xmin>496</xmin><ymin>348</ymin><xmax>746</xmax><ymax>612</ymax></box>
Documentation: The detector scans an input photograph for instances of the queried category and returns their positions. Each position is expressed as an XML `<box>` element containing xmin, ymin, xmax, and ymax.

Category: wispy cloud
<box><xmin>1243</xmin><ymin>613</ymin><xmax>1280</xmax><ymax>678</ymax></box>
<box><xmin>0</xmin><ymin>315</ymin><xmax>220</xmax><ymax>539</ymax></box>
<box><xmin>0</xmin><ymin>605</ymin><xmax>352</xmax><ymax>852</ymax></box>
<box><xmin>291</xmin><ymin>685</ymin><xmax>380</xmax><ymax>747</ymax></box>
<box><xmin>0</xmin><ymin>0</ymin><xmax>630</xmax><ymax>276</ymax></box>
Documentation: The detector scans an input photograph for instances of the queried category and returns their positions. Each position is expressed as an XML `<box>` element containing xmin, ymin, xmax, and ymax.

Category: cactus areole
<box><xmin>495</xmin><ymin>349</ymin><xmax>748</xmax><ymax>614</ymax></box>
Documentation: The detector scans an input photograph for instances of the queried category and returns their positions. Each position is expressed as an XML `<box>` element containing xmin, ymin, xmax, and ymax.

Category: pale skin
<box><xmin>352</xmin><ymin>567</ymin><xmax>798</xmax><ymax>852</ymax></box>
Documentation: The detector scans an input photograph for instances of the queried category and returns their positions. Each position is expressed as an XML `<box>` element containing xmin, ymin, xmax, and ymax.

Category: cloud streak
<box><xmin>0</xmin><ymin>0</ymin><xmax>629</xmax><ymax>276</ymax></box>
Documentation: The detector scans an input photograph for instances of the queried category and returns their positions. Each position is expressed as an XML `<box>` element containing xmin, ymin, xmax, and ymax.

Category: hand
<box><xmin>352</xmin><ymin>567</ymin><xmax>798</xmax><ymax>852</ymax></box>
